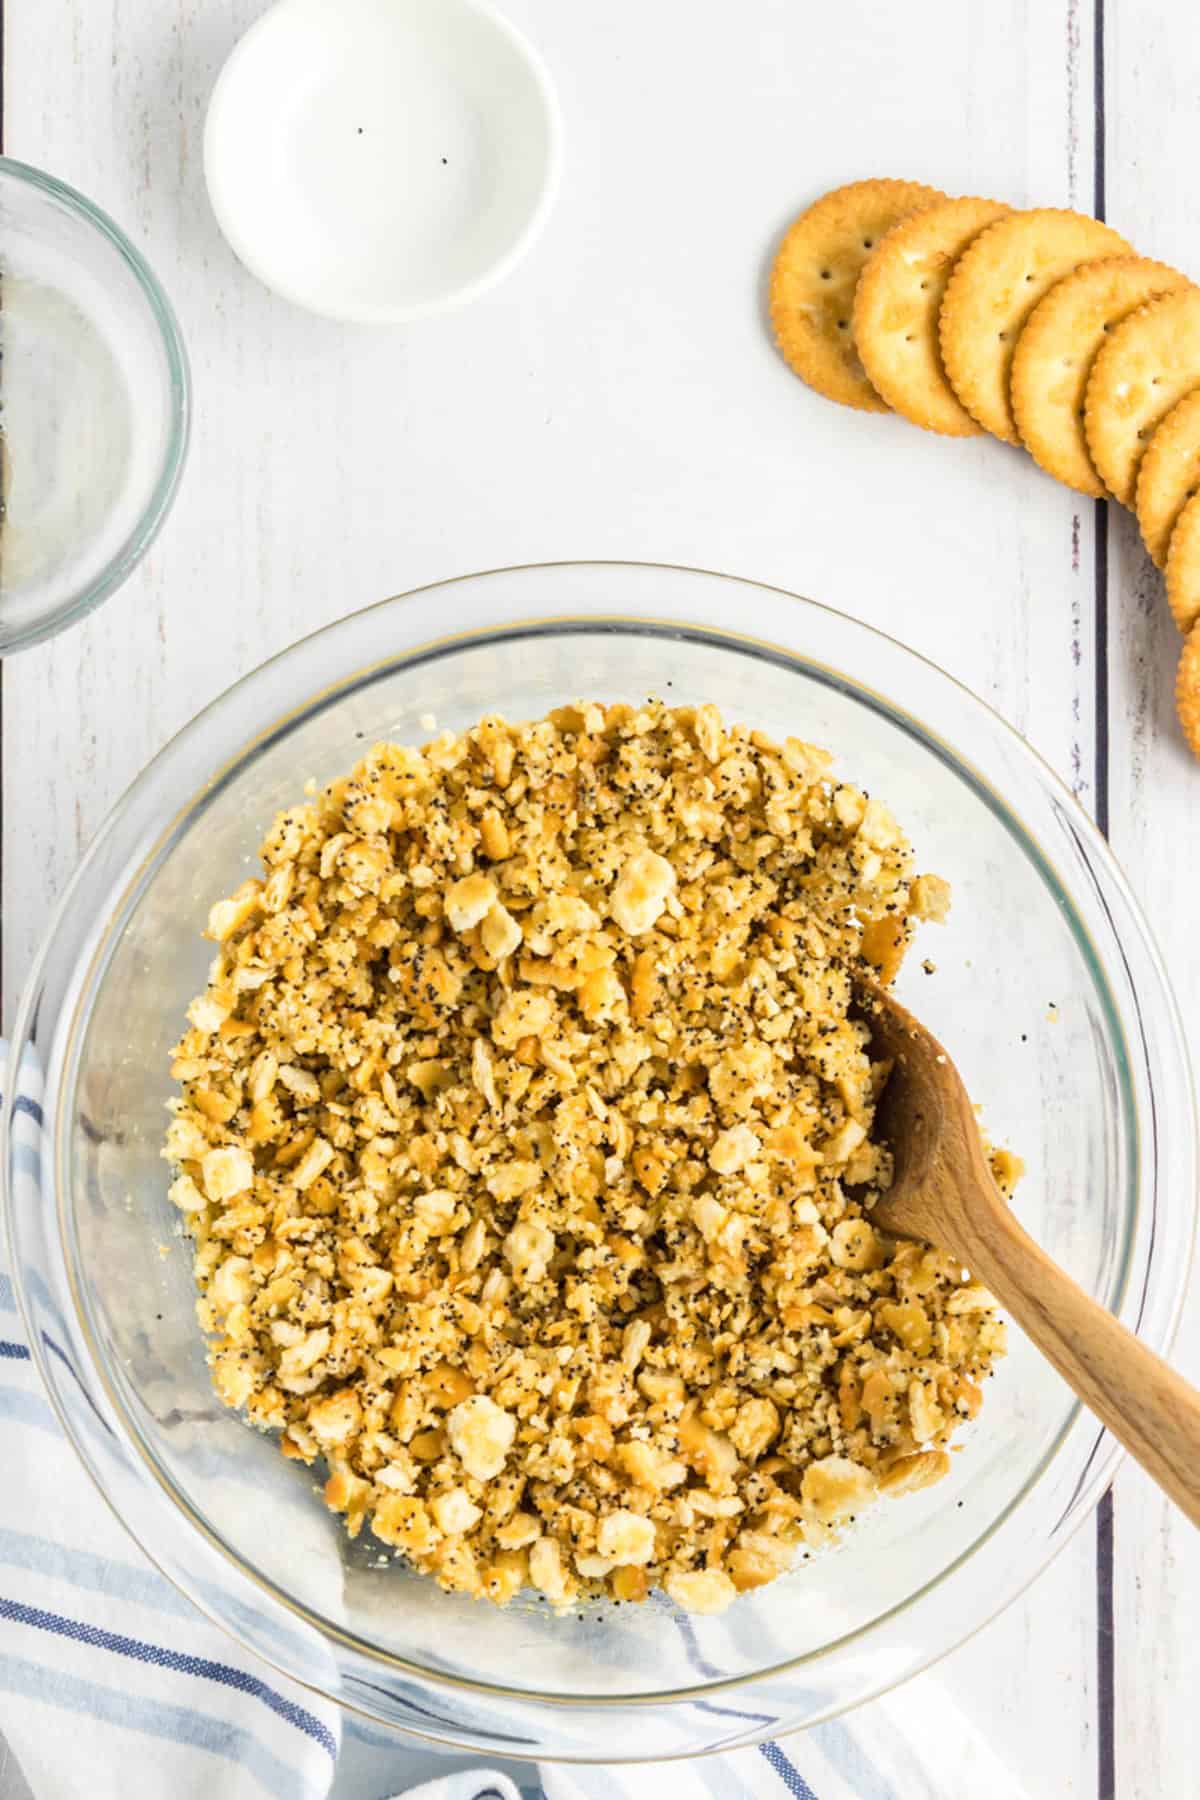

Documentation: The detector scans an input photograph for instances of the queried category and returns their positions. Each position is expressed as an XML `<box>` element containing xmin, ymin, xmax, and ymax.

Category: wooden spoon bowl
<box><xmin>858</xmin><ymin>978</ymin><xmax>1200</xmax><ymax>1527</ymax></box>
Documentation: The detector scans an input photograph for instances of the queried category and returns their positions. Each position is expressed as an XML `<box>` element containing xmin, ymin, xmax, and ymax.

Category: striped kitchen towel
<box><xmin>0</xmin><ymin>1048</ymin><xmax>1033</xmax><ymax>1799</ymax></box>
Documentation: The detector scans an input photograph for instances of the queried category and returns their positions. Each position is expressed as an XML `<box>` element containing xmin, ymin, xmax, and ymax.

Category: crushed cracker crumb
<box><xmin>165</xmin><ymin>701</ymin><xmax>1006</xmax><ymax>1614</ymax></box>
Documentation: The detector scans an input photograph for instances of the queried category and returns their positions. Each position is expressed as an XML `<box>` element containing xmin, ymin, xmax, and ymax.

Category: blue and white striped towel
<box><xmin>0</xmin><ymin>1051</ymin><xmax>1033</xmax><ymax>1800</ymax></box>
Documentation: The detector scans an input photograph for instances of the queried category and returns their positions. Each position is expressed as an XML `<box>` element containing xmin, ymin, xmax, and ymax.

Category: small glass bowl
<box><xmin>0</xmin><ymin>157</ymin><xmax>190</xmax><ymax>653</ymax></box>
<box><xmin>5</xmin><ymin>563</ymin><xmax>1195</xmax><ymax>1760</ymax></box>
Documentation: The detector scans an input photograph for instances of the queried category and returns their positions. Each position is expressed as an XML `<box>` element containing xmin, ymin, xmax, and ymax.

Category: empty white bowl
<box><xmin>203</xmin><ymin>0</ymin><xmax>562</xmax><ymax>323</ymax></box>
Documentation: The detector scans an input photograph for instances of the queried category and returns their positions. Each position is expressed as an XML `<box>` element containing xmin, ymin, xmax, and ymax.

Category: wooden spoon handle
<box><xmin>954</xmin><ymin>1201</ymin><xmax>1200</xmax><ymax>1526</ymax></box>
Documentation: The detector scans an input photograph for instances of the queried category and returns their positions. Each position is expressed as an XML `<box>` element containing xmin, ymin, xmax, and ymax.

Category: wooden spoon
<box><xmin>859</xmin><ymin>979</ymin><xmax>1200</xmax><ymax>1526</ymax></box>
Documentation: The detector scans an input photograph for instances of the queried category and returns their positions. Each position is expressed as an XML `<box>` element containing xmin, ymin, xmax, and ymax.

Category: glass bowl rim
<box><xmin>6</xmin><ymin>561</ymin><xmax>1196</xmax><ymax>1719</ymax></box>
<box><xmin>0</xmin><ymin>153</ymin><xmax>191</xmax><ymax>653</ymax></box>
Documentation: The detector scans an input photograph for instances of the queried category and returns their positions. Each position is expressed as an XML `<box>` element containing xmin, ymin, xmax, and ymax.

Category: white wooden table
<box><xmin>3</xmin><ymin>3</ymin><xmax>1197</xmax><ymax>1796</ymax></box>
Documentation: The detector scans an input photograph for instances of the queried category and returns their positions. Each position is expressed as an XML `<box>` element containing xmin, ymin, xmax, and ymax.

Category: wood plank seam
<box><xmin>1</xmin><ymin>0</ymin><xmax>6</xmax><ymax>1029</ymax></box>
<box><xmin>1091</xmin><ymin>3</ymin><xmax>1117</xmax><ymax>1798</ymax></box>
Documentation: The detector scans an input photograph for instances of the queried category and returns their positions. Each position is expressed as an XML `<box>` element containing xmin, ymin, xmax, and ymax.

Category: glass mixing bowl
<box><xmin>0</xmin><ymin>157</ymin><xmax>190</xmax><ymax>652</ymax></box>
<box><xmin>5</xmin><ymin>562</ymin><xmax>1195</xmax><ymax>1760</ymax></box>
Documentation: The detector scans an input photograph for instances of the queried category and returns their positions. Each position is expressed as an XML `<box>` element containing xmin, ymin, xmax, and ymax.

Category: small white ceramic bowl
<box><xmin>203</xmin><ymin>0</ymin><xmax>562</xmax><ymax>323</ymax></box>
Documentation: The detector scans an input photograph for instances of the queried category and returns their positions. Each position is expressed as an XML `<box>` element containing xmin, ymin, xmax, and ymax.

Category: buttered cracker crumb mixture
<box><xmin>166</xmin><ymin>702</ymin><xmax>1008</xmax><ymax>1616</ymax></box>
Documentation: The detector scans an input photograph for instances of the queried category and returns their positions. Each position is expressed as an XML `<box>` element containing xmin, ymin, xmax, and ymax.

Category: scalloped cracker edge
<box><xmin>940</xmin><ymin>208</ymin><xmax>1131</xmax><ymax>444</ymax></box>
<box><xmin>1085</xmin><ymin>288</ymin><xmax>1200</xmax><ymax>506</ymax></box>
<box><xmin>1011</xmin><ymin>256</ymin><xmax>1188</xmax><ymax>497</ymax></box>
<box><xmin>769</xmin><ymin>178</ymin><xmax>945</xmax><ymax>411</ymax></box>
<box><xmin>853</xmin><ymin>196</ymin><xmax>1010</xmax><ymax>437</ymax></box>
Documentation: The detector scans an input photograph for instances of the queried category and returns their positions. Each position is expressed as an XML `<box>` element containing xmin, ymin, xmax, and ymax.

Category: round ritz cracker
<box><xmin>1085</xmin><ymin>288</ymin><xmax>1200</xmax><ymax>506</ymax></box>
<box><xmin>1177</xmin><ymin>620</ymin><xmax>1200</xmax><ymax>762</ymax></box>
<box><xmin>1165</xmin><ymin>490</ymin><xmax>1200</xmax><ymax>635</ymax></box>
<box><xmin>1010</xmin><ymin>257</ymin><xmax>1189</xmax><ymax>497</ymax></box>
<box><xmin>769</xmin><ymin>178</ymin><xmax>945</xmax><ymax>411</ymax></box>
<box><xmin>938</xmin><ymin>209</ymin><xmax>1132</xmax><ymax>444</ymax></box>
<box><xmin>1136</xmin><ymin>388</ymin><xmax>1200</xmax><ymax>567</ymax></box>
<box><xmin>851</xmin><ymin>195</ymin><xmax>1011</xmax><ymax>436</ymax></box>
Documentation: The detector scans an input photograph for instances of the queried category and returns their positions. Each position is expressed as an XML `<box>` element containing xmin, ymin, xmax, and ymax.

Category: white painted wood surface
<box><xmin>1</xmin><ymin>3</ymin><xmax>1194</xmax><ymax>1795</ymax></box>
<box><xmin>1104</xmin><ymin>11</ymin><xmax>1200</xmax><ymax>1798</ymax></box>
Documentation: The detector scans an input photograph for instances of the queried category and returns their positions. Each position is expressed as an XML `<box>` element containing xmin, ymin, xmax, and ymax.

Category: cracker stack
<box><xmin>769</xmin><ymin>179</ymin><xmax>1200</xmax><ymax>763</ymax></box>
